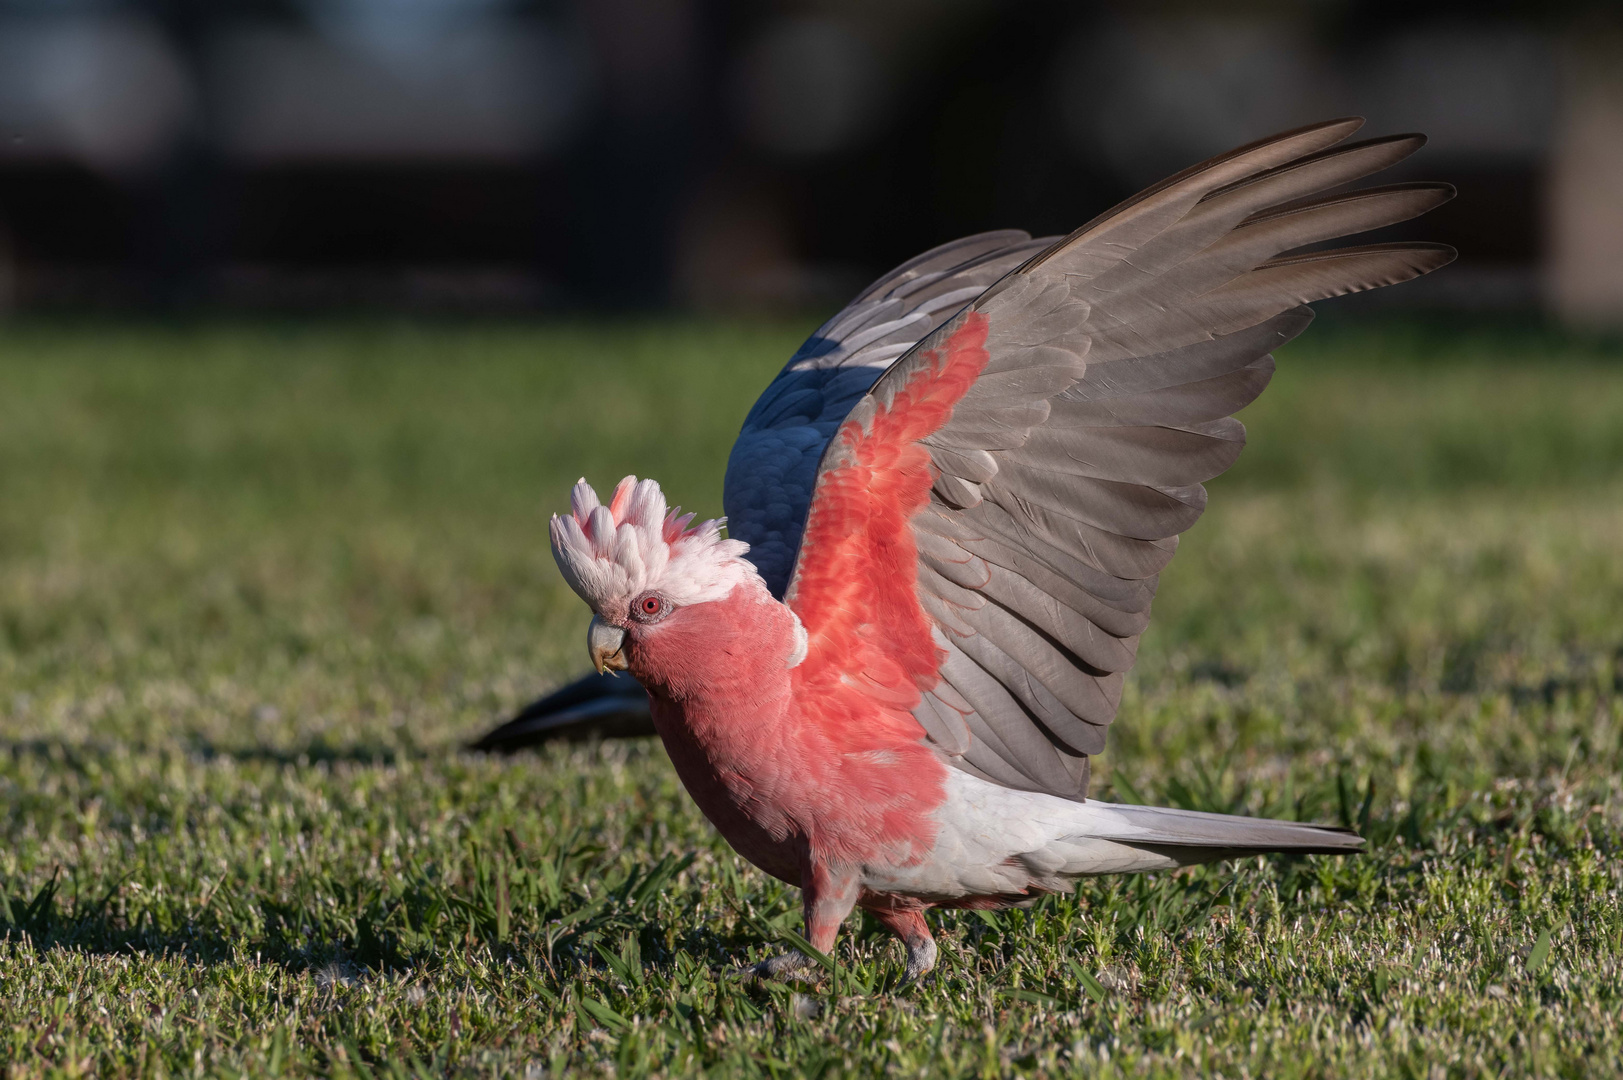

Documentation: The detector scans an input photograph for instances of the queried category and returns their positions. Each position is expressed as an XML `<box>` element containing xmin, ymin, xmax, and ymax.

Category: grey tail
<box><xmin>1082</xmin><ymin>800</ymin><xmax>1364</xmax><ymax>863</ymax></box>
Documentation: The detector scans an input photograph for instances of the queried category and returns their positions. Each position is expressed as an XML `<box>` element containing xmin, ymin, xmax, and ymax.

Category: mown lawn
<box><xmin>0</xmin><ymin>317</ymin><xmax>1620</xmax><ymax>1078</ymax></box>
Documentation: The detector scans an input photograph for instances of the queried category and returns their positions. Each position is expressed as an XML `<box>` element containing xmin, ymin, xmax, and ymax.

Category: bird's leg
<box><xmin>868</xmin><ymin>907</ymin><xmax>937</xmax><ymax>984</ymax></box>
<box><xmin>802</xmin><ymin>861</ymin><xmax>860</xmax><ymax>954</ymax></box>
<box><xmin>747</xmin><ymin>860</ymin><xmax>859</xmax><ymax>981</ymax></box>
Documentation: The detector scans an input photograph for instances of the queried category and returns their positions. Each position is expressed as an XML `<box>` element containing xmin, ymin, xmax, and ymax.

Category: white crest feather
<box><xmin>549</xmin><ymin>476</ymin><xmax>759</xmax><ymax>615</ymax></box>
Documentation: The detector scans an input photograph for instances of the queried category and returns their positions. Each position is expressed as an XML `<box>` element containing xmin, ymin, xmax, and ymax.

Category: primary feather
<box><xmin>542</xmin><ymin>118</ymin><xmax>1453</xmax><ymax>980</ymax></box>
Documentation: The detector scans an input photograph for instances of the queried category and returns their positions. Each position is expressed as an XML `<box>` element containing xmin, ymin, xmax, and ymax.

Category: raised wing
<box><xmin>723</xmin><ymin>231</ymin><xmax>1055</xmax><ymax>598</ymax></box>
<box><xmin>782</xmin><ymin>118</ymin><xmax>1456</xmax><ymax>801</ymax></box>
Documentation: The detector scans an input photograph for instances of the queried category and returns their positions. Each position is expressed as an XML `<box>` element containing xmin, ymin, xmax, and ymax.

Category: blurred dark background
<box><xmin>0</xmin><ymin>0</ymin><xmax>1618</xmax><ymax>324</ymax></box>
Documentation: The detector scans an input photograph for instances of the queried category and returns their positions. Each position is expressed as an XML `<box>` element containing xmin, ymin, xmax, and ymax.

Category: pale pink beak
<box><xmin>588</xmin><ymin>616</ymin><xmax>629</xmax><ymax>674</ymax></box>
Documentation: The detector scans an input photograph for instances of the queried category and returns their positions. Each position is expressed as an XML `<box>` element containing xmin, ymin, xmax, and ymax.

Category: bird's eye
<box><xmin>633</xmin><ymin>594</ymin><xmax>665</xmax><ymax>620</ymax></box>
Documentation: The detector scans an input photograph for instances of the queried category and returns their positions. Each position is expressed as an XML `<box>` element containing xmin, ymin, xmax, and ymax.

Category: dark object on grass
<box><xmin>469</xmin><ymin>671</ymin><xmax>654</xmax><ymax>753</ymax></box>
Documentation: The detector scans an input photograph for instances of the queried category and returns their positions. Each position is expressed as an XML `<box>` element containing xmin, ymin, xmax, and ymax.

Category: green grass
<box><xmin>0</xmin><ymin>317</ymin><xmax>1620</xmax><ymax>1078</ymax></box>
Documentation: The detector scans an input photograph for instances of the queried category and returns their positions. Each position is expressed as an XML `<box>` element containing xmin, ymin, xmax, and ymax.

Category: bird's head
<box><xmin>549</xmin><ymin>476</ymin><xmax>762</xmax><ymax>676</ymax></box>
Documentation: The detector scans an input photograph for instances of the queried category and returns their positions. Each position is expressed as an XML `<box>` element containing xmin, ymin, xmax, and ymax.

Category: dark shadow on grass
<box><xmin>0</xmin><ymin>871</ymin><xmax>429</xmax><ymax>976</ymax></box>
<box><xmin>0</xmin><ymin>736</ymin><xmax>414</xmax><ymax>770</ymax></box>
<box><xmin>1</xmin><ymin>839</ymin><xmax>741</xmax><ymax>990</ymax></box>
<box><xmin>183</xmin><ymin>737</ymin><xmax>409</xmax><ymax>768</ymax></box>
<box><xmin>0</xmin><ymin>867</ymin><xmax>243</xmax><ymax>966</ymax></box>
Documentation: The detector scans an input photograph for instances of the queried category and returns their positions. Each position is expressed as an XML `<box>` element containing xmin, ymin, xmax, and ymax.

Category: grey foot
<box><xmin>742</xmin><ymin>951</ymin><xmax>815</xmax><ymax>981</ymax></box>
<box><xmin>900</xmin><ymin>935</ymin><xmax>937</xmax><ymax>985</ymax></box>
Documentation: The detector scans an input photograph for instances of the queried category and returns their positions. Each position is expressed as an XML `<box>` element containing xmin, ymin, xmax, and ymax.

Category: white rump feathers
<box><xmin>549</xmin><ymin>476</ymin><xmax>757</xmax><ymax>614</ymax></box>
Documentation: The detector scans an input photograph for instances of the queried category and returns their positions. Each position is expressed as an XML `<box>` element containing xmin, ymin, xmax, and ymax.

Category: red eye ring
<box><xmin>631</xmin><ymin>592</ymin><xmax>667</xmax><ymax>622</ymax></box>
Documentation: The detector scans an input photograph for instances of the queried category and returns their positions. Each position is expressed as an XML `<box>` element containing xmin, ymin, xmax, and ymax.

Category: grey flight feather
<box><xmin>760</xmin><ymin>117</ymin><xmax>1455</xmax><ymax>803</ymax></box>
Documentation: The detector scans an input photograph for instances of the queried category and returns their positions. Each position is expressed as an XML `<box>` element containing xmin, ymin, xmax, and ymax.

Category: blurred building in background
<box><xmin>0</xmin><ymin>0</ymin><xmax>1618</xmax><ymax>323</ymax></box>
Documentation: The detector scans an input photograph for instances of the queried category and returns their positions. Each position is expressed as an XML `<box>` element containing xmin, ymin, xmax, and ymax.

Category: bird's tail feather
<box><xmin>1078</xmin><ymin>800</ymin><xmax>1363</xmax><ymax>860</ymax></box>
<box><xmin>468</xmin><ymin>671</ymin><xmax>654</xmax><ymax>753</ymax></box>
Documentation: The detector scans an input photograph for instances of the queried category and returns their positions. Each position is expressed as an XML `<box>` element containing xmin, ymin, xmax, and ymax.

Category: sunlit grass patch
<box><xmin>0</xmin><ymin>318</ymin><xmax>1619</xmax><ymax>1077</ymax></box>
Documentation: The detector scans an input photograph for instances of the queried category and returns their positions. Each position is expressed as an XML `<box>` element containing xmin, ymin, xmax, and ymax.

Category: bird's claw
<box><xmin>896</xmin><ymin>935</ymin><xmax>938</xmax><ymax>988</ymax></box>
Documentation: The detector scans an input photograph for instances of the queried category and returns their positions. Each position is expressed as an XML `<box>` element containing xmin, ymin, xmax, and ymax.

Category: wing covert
<box><xmin>723</xmin><ymin>231</ymin><xmax>1055</xmax><ymax>597</ymax></box>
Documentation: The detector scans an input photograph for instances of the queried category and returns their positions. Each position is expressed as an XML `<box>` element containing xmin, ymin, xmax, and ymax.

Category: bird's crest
<box><xmin>549</xmin><ymin>476</ymin><xmax>757</xmax><ymax>615</ymax></box>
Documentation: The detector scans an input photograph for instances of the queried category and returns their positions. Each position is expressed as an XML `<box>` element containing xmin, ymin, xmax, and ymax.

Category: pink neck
<box><xmin>626</xmin><ymin>578</ymin><xmax>947</xmax><ymax>878</ymax></box>
<box><xmin>627</xmin><ymin>580</ymin><xmax>797</xmax><ymax>709</ymax></box>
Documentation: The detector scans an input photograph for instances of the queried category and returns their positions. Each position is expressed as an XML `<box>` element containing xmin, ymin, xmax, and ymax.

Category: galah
<box><xmin>545</xmin><ymin>119</ymin><xmax>1454</xmax><ymax>981</ymax></box>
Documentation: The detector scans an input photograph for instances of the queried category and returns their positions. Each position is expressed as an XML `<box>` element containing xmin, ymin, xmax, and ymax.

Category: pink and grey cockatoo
<box><xmin>546</xmin><ymin>119</ymin><xmax>1454</xmax><ymax>981</ymax></box>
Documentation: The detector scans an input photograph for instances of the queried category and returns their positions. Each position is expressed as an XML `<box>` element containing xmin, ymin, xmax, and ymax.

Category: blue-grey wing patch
<box><xmin>724</xmin><ymin>230</ymin><xmax>1054</xmax><ymax>597</ymax></box>
<box><xmin>724</xmin><ymin>366</ymin><xmax>894</xmax><ymax>597</ymax></box>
